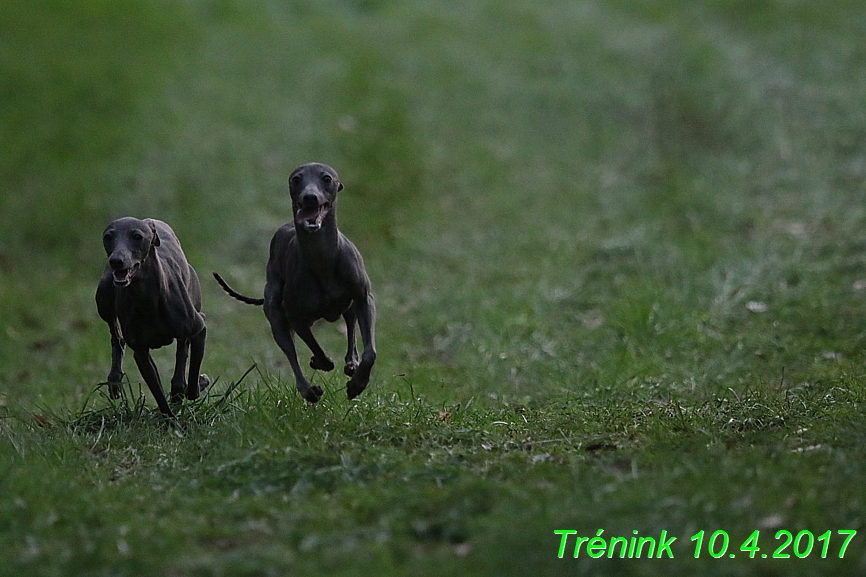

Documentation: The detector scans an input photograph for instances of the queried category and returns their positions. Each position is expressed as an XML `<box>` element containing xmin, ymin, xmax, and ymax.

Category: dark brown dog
<box><xmin>96</xmin><ymin>217</ymin><xmax>208</xmax><ymax>418</ymax></box>
<box><xmin>214</xmin><ymin>162</ymin><xmax>376</xmax><ymax>402</ymax></box>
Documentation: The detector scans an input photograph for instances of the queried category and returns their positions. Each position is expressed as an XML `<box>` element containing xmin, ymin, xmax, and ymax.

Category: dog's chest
<box><xmin>116</xmin><ymin>302</ymin><xmax>175</xmax><ymax>349</ymax></box>
<box><xmin>283</xmin><ymin>275</ymin><xmax>352</xmax><ymax>322</ymax></box>
<box><xmin>115</xmin><ymin>290</ymin><xmax>187</xmax><ymax>349</ymax></box>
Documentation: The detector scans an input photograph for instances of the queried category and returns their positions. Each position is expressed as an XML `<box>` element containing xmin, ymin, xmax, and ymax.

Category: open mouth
<box><xmin>294</xmin><ymin>202</ymin><xmax>331</xmax><ymax>232</ymax></box>
<box><xmin>112</xmin><ymin>263</ymin><xmax>140</xmax><ymax>287</ymax></box>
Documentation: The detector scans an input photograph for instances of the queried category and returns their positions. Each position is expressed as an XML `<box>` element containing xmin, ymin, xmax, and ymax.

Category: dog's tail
<box><xmin>212</xmin><ymin>272</ymin><xmax>265</xmax><ymax>306</ymax></box>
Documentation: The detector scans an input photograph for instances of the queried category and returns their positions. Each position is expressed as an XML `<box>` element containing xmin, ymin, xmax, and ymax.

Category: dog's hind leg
<box><xmin>346</xmin><ymin>295</ymin><xmax>376</xmax><ymax>399</ymax></box>
<box><xmin>133</xmin><ymin>348</ymin><xmax>174</xmax><ymax>418</ymax></box>
<box><xmin>187</xmin><ymin>326</ymin><xmax>208</xmax><ymax>400</ymax></box>
<box><xmin>170</xmin><ymin>338</ymin><xmax>190</xmax><ymax>403</ymax></box>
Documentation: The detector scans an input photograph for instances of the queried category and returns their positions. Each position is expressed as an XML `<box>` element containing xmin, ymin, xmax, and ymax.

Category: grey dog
<box><xmin>213</xmin><ymin>162</ymin><xmax>376</xmax><ymax>403</ymax></box>
<box><xmin>96</xmin><ymin>217</ymin><xmax>208</xmax><ymax>418</ymax></box>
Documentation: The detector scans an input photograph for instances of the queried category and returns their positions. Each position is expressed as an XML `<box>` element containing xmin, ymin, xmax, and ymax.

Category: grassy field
<box><xmin>2</xmin><ymin>0</ymin><xmax>866</xmax><ymax>575</ymax></box>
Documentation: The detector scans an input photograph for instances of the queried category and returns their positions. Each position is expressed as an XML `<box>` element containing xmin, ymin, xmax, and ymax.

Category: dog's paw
<box><xmin>107</xmin><ymin>372</ymin><xmax>124</xmax><ymax>399</ymax></box>
<box><xmin>344</xmin><ymin>361</ymin><xmax>358</xmax><ymax>377</ymax></box>
<box><xmin>300</xmin><ymin>384</ymin><xmax>324</xmax><ymax>403</ymax></box>
<box><xmin>310</xmin><ymin>356</ymin><xmax>335</xmax><ymax>372</ymax></box>
<box><xmin>346</xmin><ymin>376</ymin><xmax>369</xmax><ymax>400</ymax></box>
<box><xmin>183</xmin><ymin>374</ymin><xmax>210</xmax><ymax>401</ymax></box>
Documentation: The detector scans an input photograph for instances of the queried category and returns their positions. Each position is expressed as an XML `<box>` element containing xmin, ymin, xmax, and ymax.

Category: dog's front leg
<box><xmin>107</xmin><ymin>321</ymin><xmax>125</xmax><ymax>399</ymax></box>
<box><xmin>342</xmin><ymin>308</ymin><xmax>359</xmax><ymax>377</ymax></box>
<box><xmin>133</xmin><ymin>348</ymin><xmax>175</xmax><ymax>418</ymax></box>
<box><xmin>266</xmin><ymin>310</ymin><xmax>323</xmax><ymax>403</ymax></box>
<box><xmin>295</xmin><ymin>325</ymin><xmax>335</xmax><ymax>372</ymax></box>
<box><xmin>346</xmin><ymin>294</ymin><xmax>376</xmax><ymax>399</ymax></box>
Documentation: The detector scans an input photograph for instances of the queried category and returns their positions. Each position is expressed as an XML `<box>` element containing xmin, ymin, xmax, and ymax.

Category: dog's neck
<box><xmin>296</xmin><ymin>211</ymin><xmax>340</xmax><ymax>279</ymax></box>
<box><xmin>124</xmin><ymin>248</ymin><xmax>167</xmax><ymax>306</ymax></box>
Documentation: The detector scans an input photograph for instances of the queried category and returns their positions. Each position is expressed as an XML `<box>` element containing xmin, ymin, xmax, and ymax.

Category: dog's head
<box><xmin>289</xmin><ymin>163</ymin><xmax>343</xmax><ymax>233</ymax></box>
<box><xmin>102</xmin><ymin>217</ymin><xmax>160</xmax><ymax>287</ymax></box>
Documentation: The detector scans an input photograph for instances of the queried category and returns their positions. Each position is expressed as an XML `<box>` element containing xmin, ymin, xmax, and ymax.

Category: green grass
<box><xmin>3</xmin><ymin>0</ymin><xmax>866</xmax><ymax>575</ymax></box>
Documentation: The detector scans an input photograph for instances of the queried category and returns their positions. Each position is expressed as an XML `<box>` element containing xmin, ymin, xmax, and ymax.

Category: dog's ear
<box><xmin>146</xmin><ymin>219</ymin><xmax>161</xmax><ymax>247</ymax></box>
<box><xmin>337</xmin><ymin>181</ymin><xmax>344</xmax><ymax>192</ymax></box>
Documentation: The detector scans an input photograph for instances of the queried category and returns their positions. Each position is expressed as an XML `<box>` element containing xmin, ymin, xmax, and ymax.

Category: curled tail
<box><xmin>212</xmin><ymin>272</ymin><xmax>265</xmax><ymax>306</ymax></box>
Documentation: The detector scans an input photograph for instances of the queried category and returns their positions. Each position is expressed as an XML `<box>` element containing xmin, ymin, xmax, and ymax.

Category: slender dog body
<box><xmin>214</xmin><ymin>162</ymin><xmax>376</xmax><ymax>402</ymax></box>
<box><xmin>96</xmin><ymin>217</ymin><xmax>208</xmax><ymax>418</ymax></box>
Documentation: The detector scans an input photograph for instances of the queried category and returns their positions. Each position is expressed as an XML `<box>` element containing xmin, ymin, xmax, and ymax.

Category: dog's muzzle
<box><xmin>295</xmin><ymin>202</ymin><xmax>331</xmax><ymax>232</ymax></box>
<box><xmin>110</xmin><ymin>261</ymin><xmax>140</xmax><ymax>287</ymax></box>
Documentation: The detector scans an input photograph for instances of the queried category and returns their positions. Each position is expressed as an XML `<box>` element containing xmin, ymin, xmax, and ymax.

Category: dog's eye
<box><xmin>103</xmin><ymin>233</ymin><xmax>113</xmax><ymax>243</ymax></box>
<box><xmin>132</xmin><ymin>232</ymin><xmax>144</xmax><ymax>241</ymax></box>
<box><xmin>322</xmin><ymin>174</ymin><xmax>332</xmax><ymax>184</ymax></box>
<box><xmin>290</xmin><ymin>175</ymin><xmax>302</xmax><ymax>187</ymax></box>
